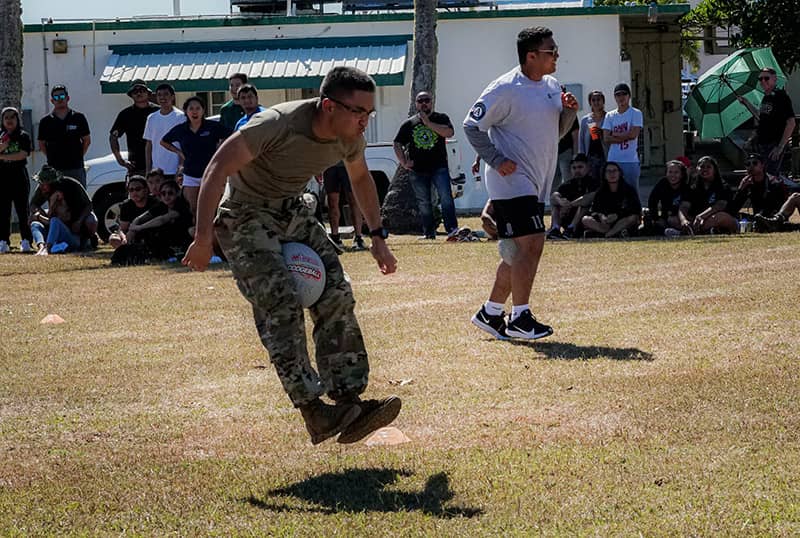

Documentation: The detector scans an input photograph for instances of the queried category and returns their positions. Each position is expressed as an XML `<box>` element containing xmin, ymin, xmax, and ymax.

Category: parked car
<box><xmin>84</xmin><ymin>140</ymin><xmax>464</xmax><ymax>241</ymax></box>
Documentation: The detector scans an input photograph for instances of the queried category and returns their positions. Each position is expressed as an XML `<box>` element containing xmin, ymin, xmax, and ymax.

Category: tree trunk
<box><xmin>0</xmin><ymin>0</ymin><xmax>23</xmax><ymax>111</ymax></box>
<box><xmin>382</xmin><ymin>0</ymin><xmax>438</xmax><ymax>235</ymax></box>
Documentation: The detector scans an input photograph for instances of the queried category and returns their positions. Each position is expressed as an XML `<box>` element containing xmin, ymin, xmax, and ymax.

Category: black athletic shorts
<box><xmin>323</xmin><ymin>166</ymin><xmax>351</xmax><ymax>193</ymax></box>
<box><xmin>493</xmin><ymin>195</ymin><xmax>546</xmax><ymax>238</ymax></box>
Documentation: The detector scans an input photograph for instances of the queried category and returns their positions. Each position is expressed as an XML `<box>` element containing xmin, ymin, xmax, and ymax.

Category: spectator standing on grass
<box><xmin>727</xmin><ymin>154</ymin><xmax>788</xmax><ymax>232</ymax></box>
<box><xmin>324</xmin><ymin>161</ymin><xmax>367</xmax><ymax>251</ymax></box>
<box><xmin>219</xmin><ymin>73</ymin><xmax>248</xmax><ymax>130</ymax></box>
<box><xmin>393</xmin><ymin>91</ymin><xmax>459</xmax><ymax>240</ymax></box>
<box><xmin>0</xmin><ymin>107</ymin><xmax>33</xmax><ymax>253</ymax></box>
<box><xmin>737</xmin><ymin>67</ymin><xmax>796</xmax><ymax>176</ymax></box>
<box><xmin>110</xmin><ymin>79</ymin><xmax>159</xmax><ymax>177</ymax></box>
<box><xmin>464</xmin><ymin>26</ymin><xmax>578</xmax><ymax>340</ymax></box>
<box><xmin>547</xmin><ymin>153</ymin><xmax>599</xmax><ymax>239</ymax></box>
<box><xmin>37</xmin><ymin>85</ymin><xmax>91</xmax><ymax>187</ymax></box>
<box><xmin>603</xmin><ymin>83</ymin><xmax>643</xmax><ymax>197</ymax></box>
<box><xmin>28</xmin><ymin>166</ymin><xmax>96</xmax><ymax>255</ymax></box>
<box><xmin>578</xmin><ymin>90</ymin><xmax>607</xmax><ymax>180</ymax></box>
<box><xmin>234</xmin><ymin>84</ymin><xmax>266</xmax><ymax>131</ymax></box>
<box><xmin>690</xmin><ymin>156</ymin><xmax>737</xmax><ymax>235</ymax></box>
<box><xmin>108</xmin><ymin>175</ymin><xmax>158</xmax><ymax>249</ymax></box>
<box><xmin>582</xmin><ymin>161</ymin><xmax>641</xmax><ymax>238</ymax></box>
<box><xmin>161</xmin><ymin>97</ymin><xmax>232</xmax><ymax>219</ymax></box>
<box><xmin>143</xmin><ymin>83</ymin><xmax>184</xmax><ymax>178</ymax></box>
<box><xmin>645</xmin><ymin>160</ymin><xmax>693</xmax><ymax>237</ymax></box>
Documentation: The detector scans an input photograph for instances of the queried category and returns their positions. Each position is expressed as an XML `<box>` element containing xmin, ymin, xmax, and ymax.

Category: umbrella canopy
<box><xmin>684</xmin><ymin>47</ymin><xmax>787</xmax><ymax>139</ymax></box>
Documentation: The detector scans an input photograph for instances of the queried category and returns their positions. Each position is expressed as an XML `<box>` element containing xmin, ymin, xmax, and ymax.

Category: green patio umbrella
<box><xmin>684</xmin><ymin>47</ymin><xmax>787</xmax><ymax>139</ymax></box>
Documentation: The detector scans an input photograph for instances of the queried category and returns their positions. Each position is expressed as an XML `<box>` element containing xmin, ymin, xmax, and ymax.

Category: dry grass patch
<box><xmin>1</xmin><ymin>222</ymin><xmax>799</xmax><ymax>535</ymax></box>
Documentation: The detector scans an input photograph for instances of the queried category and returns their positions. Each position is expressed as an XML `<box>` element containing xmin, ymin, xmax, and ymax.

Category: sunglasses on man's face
<box><xmin>416</xmin><ymin>98</ymin><xmax>431</xmax><ymax>103</ymax></box>
<box><xmin>758</xmin><ymin>76</ymin><xmax>772</xmax><ymax>82</ymax></box>
<box><xmin>52</xmin><ymin>94</ymin><xmax>68</xmax><ymax>101</ymax></box>
<box><xmin>745</xmin><ymin>159</ymin><xmax>761</xmax><ymax>166</ymax></box>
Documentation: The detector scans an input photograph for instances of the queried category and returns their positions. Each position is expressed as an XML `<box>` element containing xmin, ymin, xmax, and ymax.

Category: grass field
<box><xmin>2</xmin><ymin>220</ymin><xmax>799</xmax><ymax>536</ymax></box>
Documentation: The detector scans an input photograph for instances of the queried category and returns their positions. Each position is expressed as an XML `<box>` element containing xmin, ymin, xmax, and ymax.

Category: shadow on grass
<box><xmin>506</xmin><ymin>340</ymin><xmax>654</xmax><ymax>361</ymax></box>
<box><xmin>243</xmin><ymin>468</ymin><xmax>482</xmax><ymax>518</ymax></box>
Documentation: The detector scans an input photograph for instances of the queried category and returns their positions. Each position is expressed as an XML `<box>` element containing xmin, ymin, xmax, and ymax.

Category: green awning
<box><xmin>100</xmin><ymin>36</ymin><xmax>409</xmax><ymax>93</ymax></box>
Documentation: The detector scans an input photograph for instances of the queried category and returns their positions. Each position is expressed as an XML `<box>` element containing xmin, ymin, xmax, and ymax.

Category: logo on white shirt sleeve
<box><xmin>470</xmin><ymin>102</ymin><xmax>486</xmax><ymax>121</ymax></box>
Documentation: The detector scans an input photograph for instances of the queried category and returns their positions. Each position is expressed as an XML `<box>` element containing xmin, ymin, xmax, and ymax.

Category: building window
<box><xmin>210</xmin><ymin>91</ymin><xmax>227</xmax><ymax>115</ymax></box>
<box><xmin>703</xmin><ymin>26</ymin><xmax>735</xmax><ymax>55</ymax></box>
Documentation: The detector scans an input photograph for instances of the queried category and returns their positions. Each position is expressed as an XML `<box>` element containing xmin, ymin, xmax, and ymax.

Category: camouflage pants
<box><xmin>215</xmin><ymin>195</ymin><xmax>369</xmax><ymax>407</ymax></box>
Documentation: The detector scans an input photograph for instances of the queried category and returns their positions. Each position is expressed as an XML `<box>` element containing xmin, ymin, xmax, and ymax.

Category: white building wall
<box><xmin>23</xmin><ymin>13</ymin><xmax>624</xmax><ymax>209</ymax></box>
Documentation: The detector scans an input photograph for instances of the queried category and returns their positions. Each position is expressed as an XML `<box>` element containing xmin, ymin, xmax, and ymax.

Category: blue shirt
<box><xmin>235</xmin><ymin>107</ymin><xmax>267</xmax><ymax>131</ymax></box>
<box><xmin>162</xmin><ymin>119</ymin><xmax>232</xmax><ymax>178</ymax></box>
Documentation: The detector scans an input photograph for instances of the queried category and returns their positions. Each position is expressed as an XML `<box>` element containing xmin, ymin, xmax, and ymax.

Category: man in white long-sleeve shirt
<box><xmin>464</xmin><ymin>26</ymin><xmax>578</xmax><ymax>340</ymax></box>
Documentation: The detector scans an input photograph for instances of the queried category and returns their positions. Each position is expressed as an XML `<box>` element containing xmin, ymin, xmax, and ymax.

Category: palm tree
<box><xmin>382</xmin><ymin>0</ymin><xmax>438</xmax><ymax>234</ymax></box>
<box><xmin>0</xmin><ymin>0</ymin><xmax>23</xmax><ymax>110</ymax></box>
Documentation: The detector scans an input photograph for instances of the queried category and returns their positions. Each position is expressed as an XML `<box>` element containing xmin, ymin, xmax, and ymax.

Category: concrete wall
<box><xmin>22</xmin><ymin>11</ymin><xmax>675</xmax><ymax>209</ymax></box>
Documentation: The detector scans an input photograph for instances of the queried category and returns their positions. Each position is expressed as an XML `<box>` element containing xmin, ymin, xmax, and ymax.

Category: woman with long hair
<box><xmin>0</xmin><ymin>107</ymin><xmax>33</xmax><ymax>253</ymax></box>
<box><xmin>690</xmin><ymin>156</ymin><xmax>737</xmax><ymax>234</ymax></box>
<box><xmin>582</xmin><ymin>161</ymin><xmax>641</xmax><ymax>238</ymax></box>
<box><xmin>578</xmin><ymin>90</ymin><xmax>607</xmax><ymax>181</ymax></box>
<box><xmin>161</xmin><ymin>96</ymin><xmax>231</xmax><ymax>220</ymax></box>
<box><xmin>646</xmin><ymin>159</ymin><xmax>693</xmax><ymax>236</ymax></box>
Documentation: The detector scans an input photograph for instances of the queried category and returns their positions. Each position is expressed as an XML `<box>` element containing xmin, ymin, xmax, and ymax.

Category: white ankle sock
<box><xmin>484</xmin><ymin>301</ymin><xmax>504</xmax><ymax>316</ymax></box>
<box><xmin>511</xmin><ymin>304</ymin><xmax>530</xmax><ymax>321</ymax></box>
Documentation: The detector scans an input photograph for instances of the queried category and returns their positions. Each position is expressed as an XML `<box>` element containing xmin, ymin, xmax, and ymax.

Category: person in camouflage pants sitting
<box><xmin>182</xmin><ymin>67</ymin><xmax>401</xmax><ymax>445</ymax></box>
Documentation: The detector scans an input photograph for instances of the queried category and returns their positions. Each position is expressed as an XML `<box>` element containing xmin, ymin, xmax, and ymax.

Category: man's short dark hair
<box><xmin>320</xmin><ymin>66</ymin><xmax>376</xmax><ymax>100</ymax></box>
<box><xmin>516</xmin><ymin>26</ymin><xmax>553</xmax><ymax>66</ymax></box>
<box><xmin>127</xmin><ymin>175</ymin><xmax>148</xmax><ymax>189</ymax></box>
<box><xmin>571</xmin><ymin>153</ymin><xmax>589</xmax><ymax>164</ymax></box>
<box><xmin>155</xmin><ymin>83</ymin><xmax>175</xmax><ymax>95</ymax></box>
<box><xmin>229</xmin><ymin>72</ymin><xmax>248</xmax><ymax>84</ymax></box>
<box><xmin>147</xmin><ymin>168</ymin><xmax>165</xmax><ymax>179</ymax></box>
<box><xmin>51</xmin><ymin>84</ymin><xmax>68</xmax><ymax>97</ymax></box>
<box><xmin>237</xmin><ymin>84</ymin><xmax>258</xmax><ymax>99</ymax></box>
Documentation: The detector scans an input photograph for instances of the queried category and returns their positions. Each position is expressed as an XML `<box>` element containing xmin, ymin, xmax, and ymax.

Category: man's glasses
<box><xmin>416</xmin><ymin>97</ymin><xmax>431</xmax><ymax>103</ymax></box>
<box><xmin>535</xmin><ymin>46</ymin><xmax>559</xmax><ymax>56</ymax></box>
<box><xmin>323</xmin><ymin>95</ymin><xmax>376</xmax><ymax>120</ymax></box>
<box><xmin>51</xmin><ymin>94</ymin><xmax>67</xmax><ymax>101</ymax></box>
<box><xmin>128</xmin><ymin>186</ymin><xmax>145</xmax><ymax>193</ymax></box>
<box><xmin>758</xmin><ymin>76</ymin><xmax>772</xmax><ymax>81</ymax></box>
<box><xmin>745</xmin><ymin>159</ymin><xmax>760</xmax><ymax>166</ymax></box>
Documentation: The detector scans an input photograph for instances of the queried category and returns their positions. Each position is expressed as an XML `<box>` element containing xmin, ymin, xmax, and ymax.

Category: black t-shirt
<box><xmin>162</xmin><ymin>120</ymin><xmax>232</xmax><ymax>178</ymax></box>
<box><xmin>144</xmin><ymin>197</ymin><xmax>193</xmax><ymax>248</ymax></box>
<box><xmin>393</xmin><ymin>112</ymin><xmax>452</xmax><ymax>173</ymax></box>
<box><xmin>591</xmin><ymin>182</ymin><xmax>642</xmax><ymax>218</ymax></box>
<box><xmin>691</xmin><ymin>179</ymin><xmax>730</xmax><ymax>215</ymax></box>
<box><xmin>118</xmin><ymin>196</ymin><xmax>158</xmax><ymax>223</ymax></box>
<box><xmin>757</xmin><ymin>89</ymin><xmax>795</xmax><ymax>146</ymax></box>
<box><xmin>728</xmin><ymin>178</ymin><xmax>788</xmax><ymax>216</ymax></box>
<box><xmin>0</xmin><ymin>128</ymin><xmax>32</xmax><ymax>174</ymax></box>
<box><xmin>110</xmin><ymin>104</ymin><xmax>159</xmax><ymax>171</ymax></box>
<box><xmin>558</xmin><ymin>118</ymin><xmax>580</xmax><ymax>154</ymax></box>
<box><xmin>30</xmin><ymin>176</ymin><xmax>91</xmax><ymax>224</ymax></box>
<box><xmin>37</xmin><ymin>110</ymin><xmax>91</xmax><ymax>170</ymax></box>
<box><xmin>648</xmin><ymin>178</ymin><xmax>692</xmax><ymax>220</ymax></box>
<box><xmin>556</xmin><ymin>174</ymin><xmax>600</xmax><ymax>201</ymax></box>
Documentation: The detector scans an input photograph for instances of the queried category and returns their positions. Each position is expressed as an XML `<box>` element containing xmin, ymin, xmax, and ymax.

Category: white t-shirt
<box><xmin>602</xmin><ymin>107</ymin><xmax>643</xmax><ymax>163</ymax></box>
<box><xmin>143</xmin><ymin>108</ymin><xmax>185</xmax><ymax>174</ymax></box>
<box><xmin>463</xmin><ymin>67</ymin><xmax>562</xmax><ymax>201</ymax></box>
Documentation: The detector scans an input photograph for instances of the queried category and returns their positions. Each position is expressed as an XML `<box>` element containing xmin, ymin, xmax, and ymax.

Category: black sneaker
<box><xmin>546</xmin><ymin>228</ymin><xmax>564</xmax><ymax>240</ymax></box>
<box><xmin>506</xmin><ymin>310</ymin><xmax>553</xmax><ymax>340</ymax></box>
<box><xmin>561</xmin><ymin>227</ymin><xmax>574</xmax><ymax>239</ymax></box>
<box><xmin>754</xmin><ymin>213</ymin><xmax>784</xmax><ymax>233</ymax></box>
<box><xmin>471</xmin><ymin>306</ymin><xmax>508</xmax><ymax>339</ymax></box>
<box><xmin>352</xmin><ymin>236</ymin><xmax>368</xmax><ymax>251</ymax></box>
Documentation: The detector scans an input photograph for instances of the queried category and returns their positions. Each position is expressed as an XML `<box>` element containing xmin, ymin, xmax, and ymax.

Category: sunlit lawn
<box><xmin>1</xmin><ymin>218</ymin><xmax>799</xmax><ymax>536</ymax></box>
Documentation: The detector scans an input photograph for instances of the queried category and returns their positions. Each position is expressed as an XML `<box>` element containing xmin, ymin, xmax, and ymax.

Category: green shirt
<box><xmin>219</xmin><ymin>100</ymin><xmax>245</xmax><ymax>130</ymax></box>
<box><xmin>233</xmin><ymin>98</ymin><xmax>365</xmax><ymax>200</ymax></box>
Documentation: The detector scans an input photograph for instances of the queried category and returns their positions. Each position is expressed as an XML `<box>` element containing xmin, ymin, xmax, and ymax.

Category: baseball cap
<box><xmin>571</xmin><ymin>153</ymin><xmax>589</xmax><ymax>164</ymax></box>
<box><xmin>613</xmin><ymin>83</ymin><xmax>631</xmax><ymax>96</ymax></box>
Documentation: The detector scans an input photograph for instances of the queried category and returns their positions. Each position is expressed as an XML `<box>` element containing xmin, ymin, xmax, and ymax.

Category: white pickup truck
<box><xmin>85</xmin><ymin>140</ymin><xmax>465</xmax><ymax>240</ymax></box>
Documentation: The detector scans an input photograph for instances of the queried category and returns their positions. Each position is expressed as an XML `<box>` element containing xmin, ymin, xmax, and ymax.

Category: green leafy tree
<box><xmin>683</xmin><ymin>0</ymin><xmax>800</xmax><ymax>73</ymax></box>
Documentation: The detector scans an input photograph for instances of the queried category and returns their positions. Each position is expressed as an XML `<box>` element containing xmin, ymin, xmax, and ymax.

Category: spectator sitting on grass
<box><xmin>109</xmin><ymin>175</ymin><xmax>157</xmax><ymax>249</ymax></box>
<box><xmin>727</xmin><ymin>154</ymin><xmax>788</xmax><ymax>232</ymax></box>
<box><xmin>548</xmin><ymin>153</ymin><xmax>599</xmax><ymax>239</ymax></box>
<box><xmin>126</xmin><ymin>179</ymin><xmax>193</xmax><ymax>259</ymax></box>
<box><xmin>29</xmin><ymin>165</ymin><xmax>97</xmax><ymax>255</ymax></box>
<box><xmin>690</xmin><ymin>156</ymin><xmax>737</xmax><ymax>235</ymax></box>
<box><xmin>755</xmin><ymin>191</ymin><xmax>800</xmax><ymax>231</ymax></box>
<box><xmin>581</xmin><ymin>161</ymin><xmax>641</xmax><ymax>238</ymax></box>
<box><xmin>645</xmin><ymin>160</ymin><xmax>693</xmax><ymax>237</ymax></box>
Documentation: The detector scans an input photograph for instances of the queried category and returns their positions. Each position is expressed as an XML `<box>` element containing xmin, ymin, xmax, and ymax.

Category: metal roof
<box><xmin>100</xmin><ymin>38</ymin><xmax>408</xmax><ymax>93</ymax></box>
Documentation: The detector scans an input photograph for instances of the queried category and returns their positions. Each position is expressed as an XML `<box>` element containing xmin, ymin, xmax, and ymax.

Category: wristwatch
<box><xmin>369</xmin><ymin>227</ymin><xmax>389</xmax><ymax>239</ymax></box>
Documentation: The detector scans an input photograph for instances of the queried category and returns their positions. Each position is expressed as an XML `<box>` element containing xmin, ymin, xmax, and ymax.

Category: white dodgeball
<box><xmin>281</xmin><ymin>242</ymin><xmax>327</xmax><ymax>307</ymax></box>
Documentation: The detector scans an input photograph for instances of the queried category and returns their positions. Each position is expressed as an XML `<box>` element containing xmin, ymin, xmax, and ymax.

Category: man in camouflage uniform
<box><xmin>182</xmin><ymin>67</ymin><xmax>401</xmax><ymax>445</ymax></box>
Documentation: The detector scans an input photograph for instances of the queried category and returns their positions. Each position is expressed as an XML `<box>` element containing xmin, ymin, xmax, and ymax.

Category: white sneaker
<box><xmin>0</xmin><ymin>240</ymin><xmax>9</xmax><ymax>253</ymax></box>
<box><xmin>20</xmin><ymin>239</ymin><xmax>32</xmax><ymax>253</ymax></box>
